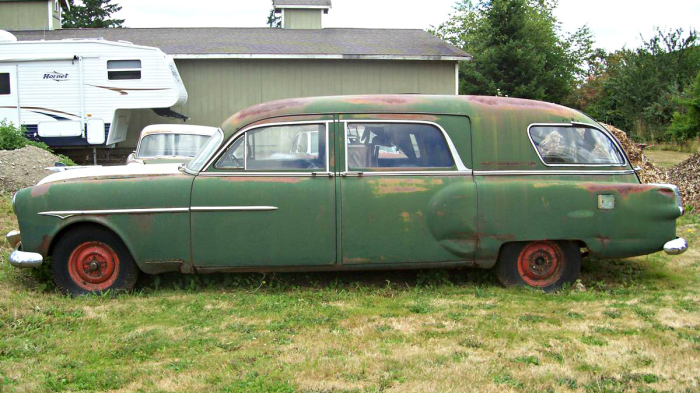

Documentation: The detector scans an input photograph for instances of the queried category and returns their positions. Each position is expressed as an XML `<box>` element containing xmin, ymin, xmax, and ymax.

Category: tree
<box><xmin>431</xmin><ymin>0</ymin><xmax>594</xmax><ymax>104</ymax></box>
<box><xmin>267</xmin><ymin>1</ymin><xmax>281</xmax><ymax>28</ymax></box>
<box><xmin>62</xmin><ymin>0</ymin><xmax>124</xmax><ymax>29</ymax></box>
<box><xmin>668</xmin><ymin>70</ymin><xmax>700</xmax><ymax>141</ymax></box>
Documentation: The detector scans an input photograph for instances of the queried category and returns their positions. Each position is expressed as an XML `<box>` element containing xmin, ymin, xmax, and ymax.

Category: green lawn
<box><xmin>643</xmin><ymin>149</ymin><xmax>693</xmax><ymax>169</ymax></box>
<box><xmin>1</xmin><ymin>194</ymin><xmax>699</xmax><ymax>393</ymax></box>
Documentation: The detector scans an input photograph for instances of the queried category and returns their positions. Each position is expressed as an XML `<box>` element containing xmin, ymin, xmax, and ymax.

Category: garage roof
<box><xmin>11</xmin><ymin>28</ymin><xmax>471</xmax><ymax>61</ymax></box>
<box><xmin>273</xmin><ymin>0</ymin><xmax>332</xmax><ymax>8</ymax></box>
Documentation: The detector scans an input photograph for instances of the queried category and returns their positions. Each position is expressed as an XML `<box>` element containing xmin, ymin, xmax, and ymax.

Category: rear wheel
<box><xmin>495</xmin><ymin>241</ymin><xmax>580</xmax><ymax>292</ymax></box>
<box><xmin>51</xmin><ymin>227</ymin><xmax>139</xmax><ymax>296</ymax></box>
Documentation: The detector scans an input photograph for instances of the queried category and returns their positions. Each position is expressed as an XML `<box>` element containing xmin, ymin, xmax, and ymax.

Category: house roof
<box><xmin>10</xmin><ymin>28</ymin><xmax>471</xmax><ymax>61</ymax></box>
<box><xmin>273</xmin><ymin>0</ymin><xmax>332</xmax><ymax>8</ymax></box>
<box><xmin>0</xmin><ymin>0</ymin><xmax>69</xmax><ymax>9</ymax></box>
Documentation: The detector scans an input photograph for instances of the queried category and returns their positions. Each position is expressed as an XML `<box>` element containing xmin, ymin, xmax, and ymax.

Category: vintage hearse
<box><xmin>6</xmin><ymin>95</ymin><xmax>688</xmax><ymax>295</ymax></box>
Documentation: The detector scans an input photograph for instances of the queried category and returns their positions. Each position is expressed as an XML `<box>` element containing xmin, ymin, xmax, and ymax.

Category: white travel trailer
<box><xmin>0</xmin><ymin>32</ymin><xmax>188</xmax><ymax>148</ymax></box>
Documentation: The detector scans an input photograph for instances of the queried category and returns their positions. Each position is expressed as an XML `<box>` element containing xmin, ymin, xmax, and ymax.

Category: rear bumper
<box><xmin>5</xmin><ymin>230</ymin><xmax>44</xmax><ymax>268</ymax></box>
<box><xmin>663</xmin><ymin>238</ymin><xmax>688</xmax><ymax>255</ymax></box>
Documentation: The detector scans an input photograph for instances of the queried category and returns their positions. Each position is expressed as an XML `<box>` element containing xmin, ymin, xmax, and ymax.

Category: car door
<box><xmin>190</xmin><ymin>117</ymin><xmax>337</xmax><ymax>268</ymax></box>
<box><xmin>338</xmin><ymin>114</ymin><xmax>478</xmax><ymax>266</ymax></box>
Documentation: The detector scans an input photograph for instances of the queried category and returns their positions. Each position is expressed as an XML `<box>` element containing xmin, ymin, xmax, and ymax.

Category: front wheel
<box><xmin>51</xmin><ymin>227</ymin><xmax>139</xmax><ymax>296</ymax></box>
<box><xmin>495</xmin><ymin>241</ymin><xmax>581</xmax><ymax>292</ymax></box>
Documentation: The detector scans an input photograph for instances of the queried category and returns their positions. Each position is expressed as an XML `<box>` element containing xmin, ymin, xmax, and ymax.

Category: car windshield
<box><xmin>186</xmin><ymin>129</ymin><xmax>224</xmax><ymax>172</ymax></box>
<box><xmin>138</xmin><ymin>133</ymin><xmax>211</xmax><ymax>159</ymax></box>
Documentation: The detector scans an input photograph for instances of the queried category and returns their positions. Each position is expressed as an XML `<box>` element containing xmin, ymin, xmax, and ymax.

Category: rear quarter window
<box><xmin>529</xmin><ymin>125</ymin><xmax>625</xmax><ymax>166</ymax></box>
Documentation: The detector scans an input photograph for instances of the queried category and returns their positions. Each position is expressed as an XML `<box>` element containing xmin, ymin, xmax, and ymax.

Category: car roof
<box><xmin>220</xmin><ymin>94</ymin><xmax>588</xmax><ymax>138</ymax></box>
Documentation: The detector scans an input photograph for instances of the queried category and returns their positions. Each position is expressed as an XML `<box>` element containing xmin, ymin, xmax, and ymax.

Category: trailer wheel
<box><xmin>51</xmin><ymin>226</ymin><xmax>139</xmax><ymax>296</ymax></box>
<box><xmin>495</xmin><ymin>241</ymin><xmax>580</xmax><ymax>292</ymax></box>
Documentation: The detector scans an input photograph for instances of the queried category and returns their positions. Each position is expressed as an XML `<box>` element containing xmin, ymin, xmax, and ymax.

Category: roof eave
<box><xmin>173</xmin><ymin>54</ymin><xmax>472</xmax><ymax>61</ymax></box>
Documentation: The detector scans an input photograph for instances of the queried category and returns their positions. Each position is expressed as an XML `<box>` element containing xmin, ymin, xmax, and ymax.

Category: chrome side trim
<box><xmin>39</xmin><ymin>208</ymin><xmax>189</xmax><ymax>220</ymax></box>
<box><xmin>343</xmin><ymin>171</ymin><xmax>472</xmax><ymax>177</ymax></box>
<box><xmin>526</xmin><ymin>122</ymin><xmax>629</xmax><ymax>168</ymax></box>
<box><xmin>474</xmin><ymin>170</ymin><xmax>636</xmax><ymax>176</ymax></box>
<box><xmin>191</xmin><ymin>206</ymin><xmax>278</xmax><ymax>212</ymax></box>
<box><xmin>197</xmin><ymin>172</ymin><xmax>316</xmax><ymax>177</ymax></box>
<box><xmin>342</xmin><ymin>119</ymin><xmax>469</xmax><ymax>172</ymax></box>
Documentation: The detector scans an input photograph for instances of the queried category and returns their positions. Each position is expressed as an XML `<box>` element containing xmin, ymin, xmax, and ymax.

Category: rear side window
<box><xmin>346</xmin><ymin>123</ymin><xmax>455</xmax><ymax>170</ymax></box>
<box><xmin>0</xmin><ymin>73</ymin><xmax>10</xmax><ymax>95</ymax></box>
<box><xmin>529</xmin><ymin>125</ymin><xmax>625</xmax><ymax>165</ymax></box>
<box><xmin>107</xmin><ymin>60</ymin><xmax>142</xmax><ymax>80</ymax></box>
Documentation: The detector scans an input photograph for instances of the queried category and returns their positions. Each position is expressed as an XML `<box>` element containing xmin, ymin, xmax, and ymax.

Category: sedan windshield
<box><xmin>186</xmin><ymin>129</ymin><xmax>224</xmax><ymax>172</ymax></box>
<box><xmin>138</xmin><ymin>134</ymin><xmax>211</xmax><ymax>159</ymax></box>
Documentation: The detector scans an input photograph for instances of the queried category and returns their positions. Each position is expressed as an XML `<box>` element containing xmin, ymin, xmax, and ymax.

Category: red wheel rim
<box><xmin>67</xmin><ymin>241</ymin><xmax>120</xmax><ymax>291</ymax></box>
<box><xmin>517</xmin><ymin>242</ymin><xmax>564</xmax><ymax>287</ymax></box>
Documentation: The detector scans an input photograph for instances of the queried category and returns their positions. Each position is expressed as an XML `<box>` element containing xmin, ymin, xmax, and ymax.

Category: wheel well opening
<box><xmin>48</xmin><ymin>222</ymin><xmax>124</xmax><ymax>258</ymax></box>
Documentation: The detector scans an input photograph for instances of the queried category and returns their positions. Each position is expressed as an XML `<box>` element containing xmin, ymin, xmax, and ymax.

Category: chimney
<box><xmin>273</xmin><ymin>0</ymin><xmax>331</xmax><ymax>30</ymax></box>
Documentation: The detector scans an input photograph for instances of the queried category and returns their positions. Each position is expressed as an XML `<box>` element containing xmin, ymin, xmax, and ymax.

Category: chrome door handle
<box><xmin>312</xmin><ymin>172</ymin><xmax>335</xmax><ymax>178</ymax></box>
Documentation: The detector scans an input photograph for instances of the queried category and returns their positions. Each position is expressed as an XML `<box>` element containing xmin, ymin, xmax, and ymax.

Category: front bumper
<box><xmin>5</xmin><ymin>230</ymin><xmax>43</xmax><ymax>268</ymax></box>
<box><xmin>663</xmin><ymin>238</ymin><xmax>688</xmax><ymax>255</ymax></box>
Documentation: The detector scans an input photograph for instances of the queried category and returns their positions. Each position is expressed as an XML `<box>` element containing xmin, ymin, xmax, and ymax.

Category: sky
<box><xmin>110</xmin><ymin>0</ymin><xmax>700</xmax><ymax>52</ymax></box>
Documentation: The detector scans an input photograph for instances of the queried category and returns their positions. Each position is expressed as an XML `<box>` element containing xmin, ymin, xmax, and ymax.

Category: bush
<box><xmin>0</xmin><ymin>120</ymin><xmax>77</xmax><ymax>166</ymax></box>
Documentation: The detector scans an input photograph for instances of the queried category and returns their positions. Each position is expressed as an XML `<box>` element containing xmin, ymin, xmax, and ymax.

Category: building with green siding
<box><xmin>0</xmin><ymin>0</ymin><xmax>68</xmax><ymax>31</ymax></box>
<box><xmin>4</xmin><ymin>0</ymin><xmax>470</xmax><ymax>150</ymax></box>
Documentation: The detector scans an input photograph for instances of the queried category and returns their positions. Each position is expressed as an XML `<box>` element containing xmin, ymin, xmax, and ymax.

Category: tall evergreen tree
<box><xmin>431</xmin><ymin>0</ymin><xmax>593</xmax><ymax>104</ymax></box>
<box><xmin>62</xmin><ymin>0</ymin><xmax>124</xmax><ymax>29</ymax></box>
<box><xmin>267</xmin><ymin>1</ymin><xmax>281</xmax><ymax>28</ymax></box>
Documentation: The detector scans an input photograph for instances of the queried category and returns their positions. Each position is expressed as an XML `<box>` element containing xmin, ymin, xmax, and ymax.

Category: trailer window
<box><xmin>107</xmin><ymin>60</ymin><xmax>142</xmax><ymax>80</ymax></box>
<box><xmin>0</xmin><ymin>73</ymin><xmax>10</xmax><ymax>95</ymax></box>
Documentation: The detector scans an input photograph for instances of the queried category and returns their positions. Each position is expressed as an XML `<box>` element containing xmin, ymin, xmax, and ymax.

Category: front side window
<box><xmin>346</xmin><ymin>123</ymin><xmax>455</xmax><ymax>171</ymax></box>
<box><xmin>0</xmin><ymin>73</ymin><xmax>10</xmax><ymax>95</ymax></box>
<box><xmin>186</xmin><ymin>130</ymin><xmax>223</xmax><ymax>172</ymax></box>
<box><xmin>529</xmin><ymin>125</ymin><xmax>625</xmax><ymax>165</ymax></box>
<box><xmin>107</xmin><ymin>60</ymin><xmax>142</xmax><ymax>80</ymax></box>
<box><xmin>138</xmin><ymin>133</ymin><xmax>211</xmax><ymax>158</ymax></box>
<box><xmin>215</xmin><ymin>123</ymin><xmax>327</xmax><ymax>171</ymax></box>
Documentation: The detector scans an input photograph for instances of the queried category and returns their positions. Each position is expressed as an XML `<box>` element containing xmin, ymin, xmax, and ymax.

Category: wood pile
<box><xmin>602</xmin><ymin>124</ymin><xmax>667</xmax><ymax>184</ymax></box>
<box><xmin>667</xmin><ymin>153</ymin><xmax>700</xmax><ymax>210</ymax></box>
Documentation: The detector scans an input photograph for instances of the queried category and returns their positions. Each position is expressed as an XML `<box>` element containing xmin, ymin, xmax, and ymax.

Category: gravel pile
<box><xmin>667</xmin><ymin>153</ymin><xmax>700</xmax><ymax>209</ymax></box>
<box><xmin>0</xmin><ymin>146</ymin><xmax>61</xmax><ymax>193</ymax></box>
<box><xmin>603</xmin><ymin>124</ymin><xmax>668</xmax><ymax>184</ymax></box>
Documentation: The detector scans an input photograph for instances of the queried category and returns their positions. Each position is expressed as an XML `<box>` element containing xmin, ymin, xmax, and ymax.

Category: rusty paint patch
<box><xmin>343</xmin><ymin>257</ymin><xmax>371</xmax><ymax>264</ymax></box>
<box><xmin>223</xmin><ymin>177</ymin><xmax>306</xmax><ymax>184</ymax></box>
<box><xmin>578</xmin><ymin>183</ymin><xmax>654</xmax><ymax>198</ymax></box>
<box><xmin>370</xmin><ymin>178</ymin><xmax>444</xmax><ymax>196</ymax></box>
<box><xmin>31</xmin><ymin>183</ymin><xmax>51</xmax><ymax>197</ymax></box>
<box><xmin>480</xmin><ymin>162</ymin><xmax>537</xmax><ymax>167</ymax></box>
<box><xmin>400</xmin><ymin>212</ymin><xmax>411</xmax><ymax>222</ymax></box>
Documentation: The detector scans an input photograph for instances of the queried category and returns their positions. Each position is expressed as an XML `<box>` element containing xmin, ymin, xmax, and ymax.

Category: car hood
<box><xmin>38</xmin><ymin>163</ymin><xmax>183</xmax><ymax>185</ymax></box>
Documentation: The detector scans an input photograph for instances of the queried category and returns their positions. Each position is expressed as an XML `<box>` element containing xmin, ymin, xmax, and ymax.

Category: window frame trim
<box><xmin>106</xmin><ymin>59</ymin><xmax>143</xmax><ymax>81</ymax></box>
<box><xmin>526</xmin><ymin>122</ymin><xmax>629</xmax><ymax>168</ymax></box>
<box><xmin>205</xmin><ymin>120</ymin><xmax>331</xmax><ymax>174</ymax></box>
<box><xmin>342</xmin><ymin>119</ymin><xmax>470</xmax><ymax>173</ymax></box>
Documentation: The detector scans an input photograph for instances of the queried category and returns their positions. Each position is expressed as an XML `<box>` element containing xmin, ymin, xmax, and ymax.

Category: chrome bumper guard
<box><xmin>5</xmin><ymin>230</ymin><xmax>43</xmax><ymax>268</ymax></box>
<box><xmin>663</xmin><ymin>238</ymin><xmax>688</xmax><ymax>256</ymax></box>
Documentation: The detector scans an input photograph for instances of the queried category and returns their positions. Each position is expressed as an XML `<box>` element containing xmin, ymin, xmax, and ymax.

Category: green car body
<box><xmin>6</xmin><ymin>95</ymin><xmax>687</xmax><ymax>293</ymax></box>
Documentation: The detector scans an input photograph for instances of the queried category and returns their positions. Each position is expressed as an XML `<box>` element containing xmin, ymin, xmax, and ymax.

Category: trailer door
<box><xmin>0</xmin><ymin>66</ymin><xmax>20</xmax><ymax>125</ymax></box>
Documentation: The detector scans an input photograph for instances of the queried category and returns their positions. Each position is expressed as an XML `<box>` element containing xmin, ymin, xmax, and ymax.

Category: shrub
<box><xmin>0</xmin><ymin>120</ymin><xmax>76</xmax><ymax>166</ymax></box>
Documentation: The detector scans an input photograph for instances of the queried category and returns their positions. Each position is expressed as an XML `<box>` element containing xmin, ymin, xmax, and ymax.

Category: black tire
<box><xmin>51</xmin><ymin>226</ymin><xmax>139</xmax><ymax>296</ymax></box>
<box><xmin>495</xmin><ymin>241</ymin><xmax>581</xmax><ymax>292</ymax></box>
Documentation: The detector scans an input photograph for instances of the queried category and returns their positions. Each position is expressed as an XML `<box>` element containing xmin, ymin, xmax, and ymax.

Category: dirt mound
<box><xmin>603</xmin><ymin>124</ymin><xmax>667</xmax><ymax>184</ymax></box>
<box><xmin>667</xmin><ymin>153</ymin><xmax>700</xmax><ymax>209</ymax></box>
<box><xmin>0</xmin><ymin>146</ymin><xmax>62</xmax><ymax>193</ymax></box>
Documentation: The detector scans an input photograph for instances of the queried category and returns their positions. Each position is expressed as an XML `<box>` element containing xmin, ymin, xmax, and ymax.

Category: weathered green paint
<box><xmin>11</xmin><ymin>95</ymin><xmax>684</xmax><ymax>277</ymax></box>
<box><xmin>14</xmin><ymin>174</ymin><xmax>193</xmax><ymax>274</ymax></box>
<box><xmin>120</xmin><ymin>59</ymin><xmax>459</xmax><ymax>148</ymax></box>
<box><xmin>283</xmin><ymin>9</ymin><xmax>323</xmax><ymax>29</ymax></box>
<box><xmin>0</xmin><ymin>1</ymin><xmax>51</xmax><ymax>31</ymax></box>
